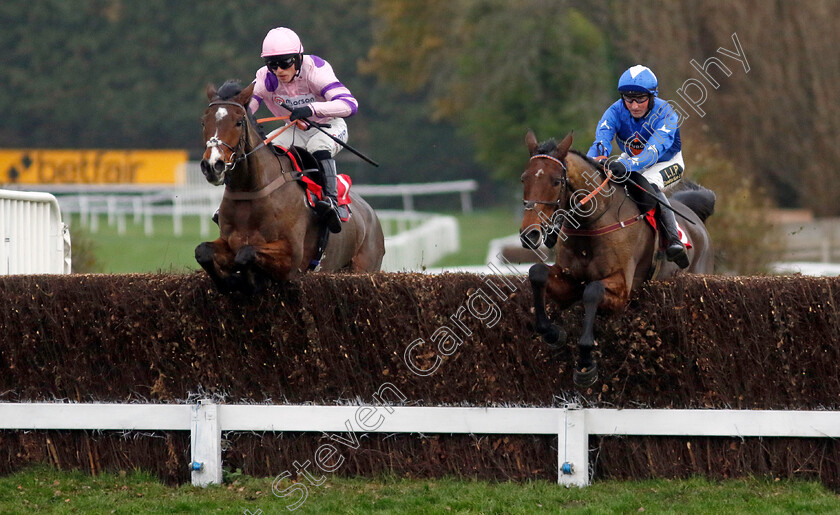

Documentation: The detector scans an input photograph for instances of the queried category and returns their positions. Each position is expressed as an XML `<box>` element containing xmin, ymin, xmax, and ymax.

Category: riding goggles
<box><xmin>265</xmin><ymin>55</ymin><xmax>297</xmax><ymax>71</ymax></box>
<box><xmin>621</xmin><ymin>93</ymin><xmax>650</xmax><ymax>104</ymax></box>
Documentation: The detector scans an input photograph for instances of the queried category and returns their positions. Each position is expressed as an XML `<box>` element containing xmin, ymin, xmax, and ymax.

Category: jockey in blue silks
<box><xmin>587</xmin><ymin>65</ymin><xmax>689</xmax><ymax>268</ymax></box>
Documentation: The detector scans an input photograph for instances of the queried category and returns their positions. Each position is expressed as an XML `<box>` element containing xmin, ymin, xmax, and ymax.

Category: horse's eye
<box><xmin>235</xmin><ymin>120</ymin><xmax>243</xmax><ymax>127</ymax></box>
<box><xmin>554</xmin><ymin>178</ymin><xmax>563</xmax><ymax>187</ymax></box>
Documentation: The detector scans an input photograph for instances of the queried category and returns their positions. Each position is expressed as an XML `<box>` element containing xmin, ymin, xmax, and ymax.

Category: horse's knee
<box><xmin>235</xmin><ymin>246</ymin><xmax>257</xmax><ymax>267</ymax></box>
<box><xmin>582</xmin><ymin>281</ymin><xmax>605</xmax><ymax>306</ymax></box>
<box><xmin>195</xmin><ymin>242</ymin><xmax>215</xmax><ymax>266</ymax></box>
<box><xmin>529</xmin><ymin>263</ymin><xmax>549</xmax><ymax>286</ymax></box>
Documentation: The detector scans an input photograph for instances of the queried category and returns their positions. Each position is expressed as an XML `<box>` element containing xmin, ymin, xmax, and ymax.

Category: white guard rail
<box><xmin>0</xmin><ymin>189</ymin><xmax>71</xmax><ymax>274</ymax></box>
<box><xmin>2</xmin><ymin>402</ymin><xmax>839</xmax><ymax>488</ymax></box>
<box><xmin>379</xmin><ymin>211</ymin><xmax>459</xmax><ymax>271</ymax></box>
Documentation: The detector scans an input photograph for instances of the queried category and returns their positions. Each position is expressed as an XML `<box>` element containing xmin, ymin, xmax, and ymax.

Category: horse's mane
<box><xmin>568</xmin><ymin>149</ymin><xmax>604</xmax><ymax>170</ymax></box>
<box><xmin>534</xmin><ymin>141</ymin><xmax>603</xmax><ymax>171</ymax></box>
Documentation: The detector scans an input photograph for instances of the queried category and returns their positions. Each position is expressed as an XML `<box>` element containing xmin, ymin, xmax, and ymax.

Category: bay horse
<box><xmin>520</xmin><ymin>131</ymin><xmax>715</xmax><ymax>387</ymax></box>
<box><xmin>196</xmin><ymin>81</ymin><xmax>384</xmax><ymax>293</ymax></box>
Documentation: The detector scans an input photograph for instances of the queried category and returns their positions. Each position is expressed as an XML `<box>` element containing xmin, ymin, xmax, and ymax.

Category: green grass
<box><xmin>70</xmin><ymin>208</ymin><xmax>520</xmax><ymax>273</ymax></box>
<box><xmin>435</xmin><ymin>207</ymin><xmax>520</xmax><ymax>267</ymax></box>
<box><xmin>68</xmin><ymin>213</ymin><xmax>208</xmax><ymax>274</ymax></box>
<box><xmin>1</xmin><ymin>466</ymin><xmax>838</xmax><ymax>514</ymax></box>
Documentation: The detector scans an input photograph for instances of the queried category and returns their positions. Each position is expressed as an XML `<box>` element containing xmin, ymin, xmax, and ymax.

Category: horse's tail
<box><xmin>671</xmin><ymin>181</ymin><xmax>716</xmax><ymax>223</ymax></box>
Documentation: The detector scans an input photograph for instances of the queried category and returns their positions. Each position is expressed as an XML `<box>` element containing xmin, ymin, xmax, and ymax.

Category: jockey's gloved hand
<box><xmin>289</xmin><ymin>106</ymin><xmax>313</xmax><ymax>121</ymax></box>
<box><xmin>607</xmin><ymin>160</ymin><xmax>630</xmax><ymax>180</ymax></box>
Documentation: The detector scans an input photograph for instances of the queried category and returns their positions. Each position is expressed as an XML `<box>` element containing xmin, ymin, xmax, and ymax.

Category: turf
<box><xmin>69</xmin><ymin>208</ymin><xmax>519</xmax><ymax>273</ymax></box>
<box><xmin>1</xmin><ymin>466</ymin><xmax>838</xmax><ymax>514</ymax></box>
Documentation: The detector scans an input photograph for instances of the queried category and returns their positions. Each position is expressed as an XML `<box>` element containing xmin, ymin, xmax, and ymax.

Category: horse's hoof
<box><xmin>542</xmin><ymin>325</ymin><xmax>567</xmax><ymax>349</ymax></box>
<box><xmin>234</xmin><ymin>246</ymin><xmax>257</xmax><ymax>268</ymax></box>
<box><xmin>573</xmin><ymin>363</ymin><xmax>599</xmax><ymax>388</ymax></box>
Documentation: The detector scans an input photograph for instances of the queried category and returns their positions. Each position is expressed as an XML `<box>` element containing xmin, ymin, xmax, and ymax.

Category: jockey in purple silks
<box><xmin>250</xmin><ymin>27</ymin><xmax>357</xmax><ymax>234</ymax></box>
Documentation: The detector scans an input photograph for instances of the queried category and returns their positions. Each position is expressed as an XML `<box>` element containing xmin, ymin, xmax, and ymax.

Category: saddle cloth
<box><xmin>300</xmin><ymin>174</ymin><xmax>352</xmax><ymax>222</ymax></box>
<box><xmin>643</xmin><ymin>210</ymin><xmax>692</xmax><ymax>249</ymax></box>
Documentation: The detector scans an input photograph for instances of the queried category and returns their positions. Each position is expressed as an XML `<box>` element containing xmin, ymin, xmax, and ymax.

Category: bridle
<box><xmin>522</xmin><ymin>154</ymin><xmax>569</xmax><ymax>213</ymax></box>
<box><xmin>522</xmin><ymin>153</ymin><xmax>619</xmax><ymax>230</ymax></box>
<box><xmin>205</xmin><ymin>100</ymin><xmax>267</xmax><ymax>172</ymax></box>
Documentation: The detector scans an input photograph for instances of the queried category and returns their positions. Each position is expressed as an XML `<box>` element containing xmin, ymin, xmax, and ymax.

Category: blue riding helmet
<box><xmin>618</xmin><ymin>65</ymin><xmax>658</xmax><ymax>96</ymax></box>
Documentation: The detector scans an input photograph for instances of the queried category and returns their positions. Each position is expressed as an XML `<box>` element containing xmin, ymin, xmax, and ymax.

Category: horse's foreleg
<box><xmin>529</xmin><ymin>263</ymin><xmax>576</xmax><ymax>349</ymax></box>
<box><xmin>195</xmin><ymin>239</ymin><xmax>236</xmax><ymax>293</ymax></box>
<box><xmin>575</xmin><ymin>281</ymin><xmax>605</xmax><ymax>387</ymax></box>
<box><xmin>575</xmin><ymin>274</ymin><xmax>630</xmax><ymax>388</ymax></box>
<box><xmin>529</xmin><ymin>264</ymin><xmax>562</xmax><ymax>346</ymax></box>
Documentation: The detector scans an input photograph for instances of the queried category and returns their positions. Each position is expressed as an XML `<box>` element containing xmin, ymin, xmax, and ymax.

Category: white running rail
<box><xmin>0</xmin><ymin>189</ymin><xmax>71</xmax><ymax>274</ymax></box>
<box><xmin>2</xmin><ymin>401</ymin><xmax>838</xmax><ymax>487</ymax></box>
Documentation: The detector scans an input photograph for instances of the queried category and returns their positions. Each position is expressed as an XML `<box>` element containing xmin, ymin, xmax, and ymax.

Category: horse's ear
<box><xmin>234</xmin><ymin>82</ymin><xmax>256</xmax><ymax>106</ymax></box>
<box><xmin>555</xmin><ymin>131</ymin><xmax>574</xmax><ymax>158</ymax></box>
<box><xmin>206</xmin><ymin>83</ymin><xmax>218</xmax><ymax>101</ymax></box>
<box><xmin>525</xmin><ymin>130</ymin><xmax>539</xmax><ymax>155</ymax></box>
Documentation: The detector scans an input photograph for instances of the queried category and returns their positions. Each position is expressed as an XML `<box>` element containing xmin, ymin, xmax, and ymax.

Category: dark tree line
<box><xmin>4</xmin><ymin>0</ymin><xmax>839</xmax><ymax>223</ymax></box>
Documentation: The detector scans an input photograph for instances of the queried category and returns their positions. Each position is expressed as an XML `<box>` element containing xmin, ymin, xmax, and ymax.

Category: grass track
<box><xmin>1</xmin><ymin>466</ymin><xmax>838</xmax><ymax>514</ymax></box>
<box><xmin>70</xmin><ymin>208</ymin><xmax>519</xmax><ymax>273</ymax></box>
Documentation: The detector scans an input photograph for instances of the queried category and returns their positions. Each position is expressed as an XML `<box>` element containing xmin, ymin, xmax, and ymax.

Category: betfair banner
<box><xmin>0</xmin><ymin>149</ymin><xmax>188</xmax><ymax>185</ymax></box>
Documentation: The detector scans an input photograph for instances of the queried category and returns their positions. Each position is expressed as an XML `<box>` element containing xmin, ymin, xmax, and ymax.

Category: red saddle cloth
<box><xmin>300</xmin><ymin>174</ymin><xmax>353</xmax><ymax>222</ymax></box>
<box><xmin>643</xmin><ymin>209</ymin><xmax>692</xmax><ymax>249</ymax></box>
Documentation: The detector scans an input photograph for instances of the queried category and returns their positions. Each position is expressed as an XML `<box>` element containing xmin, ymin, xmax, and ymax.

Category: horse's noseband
<box><xmin>205</xmin><ymin>100</ymin><xmax>252</xmax><ymax>172</ymax></box>
<box><xmin>522</xmin><ymin>154</ymin><xmax>568</xmax><ymax>213</ymax></box>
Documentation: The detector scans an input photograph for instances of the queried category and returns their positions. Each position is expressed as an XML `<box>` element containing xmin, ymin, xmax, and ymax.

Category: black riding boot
<box><xmin>652</xmin><ymin>185</ymin><xmax>689</xmax><ymax>269</ymax></box>
<box><xmin>313</xmin><ymin>151</ymin><xmax>342</xmax><ymax>234</ymax></box>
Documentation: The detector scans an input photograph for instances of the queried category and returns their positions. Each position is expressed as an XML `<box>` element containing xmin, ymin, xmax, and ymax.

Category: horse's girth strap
<box><xmin>560</xmin><ymin>209</ymin><xmax>653</xmax><ymax>237</ymax></box>
<box><xmin>223</xmin><ymin>175</ymin><xmax>286</xmax><ymax>201</ymax></box>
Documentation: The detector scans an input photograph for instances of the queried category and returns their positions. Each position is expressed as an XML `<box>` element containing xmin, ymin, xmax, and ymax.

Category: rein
<box><xmin>523</xmin><ymin>154</ymin><xmax>614</xmax><ymax>211</ymax></box>
<box><xmin>524</xmin><ymin>153</ymin><xmax>627</xmax><ymax>236</ymax></box>
<box><xmin>206</xmin><ymin>101</ymin><xmax>305</xmax><ymax>167</ymax></box>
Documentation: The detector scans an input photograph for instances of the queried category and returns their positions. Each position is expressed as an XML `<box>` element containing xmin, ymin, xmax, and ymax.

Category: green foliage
<box><xmin>366</xmin><ymin>1</ymin><xmax>613</xmax><ymax>183</ymax></box>
<box><xmin>0</xmin><ymin>0</ymin><xmax>484</xmax><ymax>188</ymax></box>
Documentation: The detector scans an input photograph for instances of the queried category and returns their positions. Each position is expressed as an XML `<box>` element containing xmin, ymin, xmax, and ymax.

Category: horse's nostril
<box><xmin>521</xmin><ymin>229</ymin><xmax>542</xmax><ymax>249</ymax></box>
<box><xmin>200</xmin><ymin>160</ymin><xmax>211</xmax><ymax>175</ymax></box>
<box><xmin>213</xmin><ymin>160</ymin><xmax>225</xmax><ymax>173</ymax></box>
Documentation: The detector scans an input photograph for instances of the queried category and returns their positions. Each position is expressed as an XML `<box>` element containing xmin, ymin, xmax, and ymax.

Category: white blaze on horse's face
<box><xmin>201</xmin><ymin>105</ymin><xmax>240</xmax><ymax>186</ymax></box>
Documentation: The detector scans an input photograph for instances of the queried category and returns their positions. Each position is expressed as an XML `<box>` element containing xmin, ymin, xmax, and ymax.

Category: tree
<box><xmin>364</xmin><ymin>0</ymin><xmax>613</xmax><ymax>181</ymax></box>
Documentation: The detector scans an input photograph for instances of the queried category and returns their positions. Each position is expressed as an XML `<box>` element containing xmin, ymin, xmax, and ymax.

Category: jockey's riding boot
<box><xmin>314</xmin><ymin>151</ymin><xmax>342</xmax><ymax>234</ymax></box>
<box><xmin>652</xmin><ymin>185</ymin><xmax>689</xmax><ymax>269</ymax></box>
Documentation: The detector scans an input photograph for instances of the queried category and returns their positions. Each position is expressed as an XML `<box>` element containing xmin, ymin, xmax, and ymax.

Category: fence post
<box><xmin>460</xmin><ymin>190</ymin><xmax>473</xmax><ymax>213</ymax></box>
<box><xmin>191</xmin><ymin>399</ymin><xmax>222</xmax><ymax>487</ymax></box>
<box><xmin>557</xmin><ymin>406</ymin><xmax>589</xmax><ymax>487</ymax></box>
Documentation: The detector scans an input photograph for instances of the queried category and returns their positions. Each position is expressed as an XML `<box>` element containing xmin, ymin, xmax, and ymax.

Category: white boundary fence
<box><xmin>352</xmin><ymin>180</ymin><xmax>477</xmax><ymax>212</ymax></box>
<box><xmin>379</xmin><ymin>211</ymin><xmax>459</xmax><ymax>271</ymax></box>
<box><xmin>2</xmin><ymin>402</ymin><xmax>838</xmax><ymax>488</ymax></box>
<box><xmin>0</xmin><ymin>189</ymin><xmax>71</xmax><ymax>275</ymax></box>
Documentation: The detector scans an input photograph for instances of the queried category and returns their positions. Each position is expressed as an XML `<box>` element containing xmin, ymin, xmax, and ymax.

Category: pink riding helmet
<box><xmin>261</xmin><ymin>27</ymin><xmax>303</xmax><ymax>57</ymax></box>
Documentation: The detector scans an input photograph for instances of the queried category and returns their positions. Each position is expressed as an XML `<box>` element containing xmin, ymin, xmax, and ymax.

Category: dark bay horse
<box><xmin>520</xmin><ymin>131</ymin><xmax>715</xmax><ymax>387</ymax></box>
<box><xmin>197</xmin><ymin>81</ymin><xmax>384</xmax><ymax>293</ymax></box>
